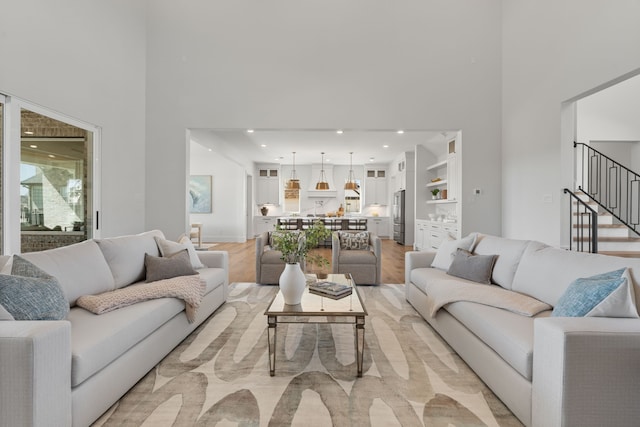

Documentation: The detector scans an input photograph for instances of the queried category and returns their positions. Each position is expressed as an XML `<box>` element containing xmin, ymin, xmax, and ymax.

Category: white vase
<box><xmin>279</xmin><ymin>262</ymin><xmax>306</xmax><ymax>305</ymax></box>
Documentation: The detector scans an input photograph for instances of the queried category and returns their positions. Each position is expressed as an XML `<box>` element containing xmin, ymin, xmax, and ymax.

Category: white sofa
<box><xmin>405</xmin><ymin>233</ymin><xmax>640</xmax><ymax>427</ymax></box>
<box><xmin>0</xmin><ymin>230</ymin><xmax>229</xmax><ymax>427</ymax></box>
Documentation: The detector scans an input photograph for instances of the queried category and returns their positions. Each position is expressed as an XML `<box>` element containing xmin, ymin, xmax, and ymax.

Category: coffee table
<box><xmin>264</xmin><ymin>273</ymin><xmax>367</xmax><ymax>377</ymax></box>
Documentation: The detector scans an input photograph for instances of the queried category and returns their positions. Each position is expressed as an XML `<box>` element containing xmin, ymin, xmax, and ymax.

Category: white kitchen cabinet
<box><xmin>367</xmin><ymin>217</ymin><xmax>390</xmax><ymax>238</ymax></box>
<box><xmin>365</xmin><ymin>168</ymin><xmax>388</xmax><ymax>205</ymax></box>
<box><xmin>256</xmin><ymin>168</ymin><xmax>280</xmax><ymax>205</ymax></box>
<box><xmin>414</xmin><ymin>220</ymin><xmax>428</xmax><ymax>251</ymax></box>
<box><xmin>426</xmin><ymin>221</ymin><xmax>458</xmax><ymax>250</ymax></box>
<box><xmin>254</xmin><ymin>217</ymin><xmax>277</xmax><ymax>236</ymax></box>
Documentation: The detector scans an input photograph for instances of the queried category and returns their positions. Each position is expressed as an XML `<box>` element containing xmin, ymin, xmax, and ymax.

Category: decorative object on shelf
<box><xmin>286</xmin><ymin>151</ymin><xmax>300</xmax><ymax>190</ymax></box>
<box><xmin>337</xmin><ymin>204</ymin><xmax>345</xmax><ymax>217</ymax></box>
<box><xmin>315</xmin><ymin>152</ymin><xmax>330</xmax><ymax>190</ymax></box>
<box><xmin>272</xmin><ymin>220</ymin><xmax>332</xmax><ymax>303</ymax></box>
<box><xmin>344</xmin><ymin>151</ymin><xmax>358</xmax><ymax>190</ymax></box>
<box><xmin>260</xmin><ymin>206</ymin><xmax>269</xmax><ymax>216</ymax></box>
<box><xmin>431</xmin><ymin>188</ymin><xmax>440</xmax><ymax>200</ymax></box>
<box><xmin>431</xmin><ymin>177</ymin><xmax>442</xmax><ymax>183</ymax></box>
<box><xmin>441</xmin><ymin>189</ymin><xmax>448</xmax><ymax>199</ymax></box>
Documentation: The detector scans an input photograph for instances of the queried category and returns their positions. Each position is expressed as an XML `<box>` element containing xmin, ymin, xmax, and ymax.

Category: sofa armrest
<box><xmin>0</xmin><ymin>321</ymin><xmax>72</xmax><ymax>426</ymax></box>
<box><xmin>255</xmin><ymin>232</ymin><xmax>270</xmax><ymax>283</ymax></box>
<box><xmin>404</xmin><ymin>251</ymin><xmax>436</xmax><ymax>286</ymax></box>
<box><xmin>196</xmin><ymin>250</ymin><xmax>229</xmax><ymax>270</ymax></box>
<box><xmin>532</xmin><ymin>317</ymin><xmax>640</xmax><ymax>427</ymax></box>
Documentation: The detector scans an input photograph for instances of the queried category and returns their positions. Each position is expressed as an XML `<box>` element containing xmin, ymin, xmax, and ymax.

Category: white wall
<box><xmin>502</xmin><ymin>1</ymin><xmax>640</xmax><ymax>245</ymax></box>
<box><xmin>145</xmin><ymin>0</ymin><xmax>503</xmax><ymax>240</ymax></box>
<box><xmin>0</xmin><ymin>1</ymin><xmax>147</xmax><ymax>237</ymax></box>
<box><xmin>189</xmin><ymin>141</ymin><xmax>247</xmax><ymax>242</ymax></box>
<box><xmin>577</xmin><ymin>75</ymin><xmax>640</xmax><ymax>143</ymax></box>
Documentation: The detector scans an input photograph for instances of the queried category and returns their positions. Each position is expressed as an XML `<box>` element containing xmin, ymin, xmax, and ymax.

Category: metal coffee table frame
<box><xmin>264</xmin><ymin>273</ymin><xmax>367</xmax><ymax>377</ymax></box>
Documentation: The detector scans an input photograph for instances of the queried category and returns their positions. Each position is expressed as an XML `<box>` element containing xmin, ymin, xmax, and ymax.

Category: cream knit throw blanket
<box><xmin>426</xmin><ymin>278</ymin><xmax>551</xmax><ymax>318</ymax></box>
<box><xmin>77</xmin><ymin>275</ymin><xmax>206</xmax><ymax>322</ymax></box>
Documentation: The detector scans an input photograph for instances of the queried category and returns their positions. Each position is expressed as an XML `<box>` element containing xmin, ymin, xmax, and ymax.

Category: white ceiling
<box><xmin>193</xmin><ymin>128</ymin><xmax>453</xmax><ymax>166</ymax></box>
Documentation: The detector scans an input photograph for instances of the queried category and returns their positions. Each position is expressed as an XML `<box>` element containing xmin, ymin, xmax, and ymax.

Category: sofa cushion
<box><xmin>0</xmin><ymin>255</ymin><xmax>69</xmax><ymax>320</ymax></box>
<box><xmin>431</xmin><ymin>233</ymin><xmax>477</xmax><ymax>271</ymax></box>
<box><xmin>445</xmin><ymin>301</ymin><xmax>552</xmax><ymax>381</ymax></box>
<box><xmin>447</xmin><ymin>249</ymin><xmax>497</xmax><ymax>284</ymax></box>
<box><xmin>197</xmin><ymin>268</ymin><xmax>227</xmax><ymax>294</ymax></box>
<box><xmin>512</xmin><ymin>241</ymin><xmax>640</xmax><ymax>308</ymax></box>
<box><xmin>410</xmin><ymin>267</ymin><xmax>452</xmax><ymax>295</ymax></box>
<box><xmin>20</xmin><ymin>240</ymin><xmax>115</xmax><ymax>306</ymax></box>
<box><xmin>472</xmin><ymin>234</ymin><xmax>530</xmax><ymax>290</ymax></box>
<box><xmin>68</xmin><ymin>297</ymin><xmax>184</xmax><ymax>387</ymax></box>
<box><xmin>96</xmin><ymin>230</ymin><xmax>165</xmax><ymax>288</ymax></box>
<box><xmin>552</xmin><ymin>268</ymin><xmax>638</xmax><ymax>318</ymax></box>
<box><xmin>339</xmin><ymin>250</ymin><xmax>376</xmax><ymax>264</ymax></box>
<box><xmin>155</xmin><ymin>236</ymin><xmax>205</xmax><ymax>270</ymax></box>
<box><xmin>338</xmin><ymin>231</ymin><xmax>370</xmax><ymax>250</ymax></box>
<box><xmin>261</xmin><ymin>248</ymin><xmax>285</xmax><ymax>264</ymax></box>
<box><xmin>144</xmin><ymin>250</ymin><xmax>197</xmax><ymax>283</ymax></box>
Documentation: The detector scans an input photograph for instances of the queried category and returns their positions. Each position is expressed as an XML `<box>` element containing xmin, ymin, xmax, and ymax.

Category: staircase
<box><xmin>571</xmin><ymin>191</ymin><xmax>640</xmax><ymax>257</ymax></box>
<box><xmin>569</xmin><ymin>142</ymin><xmax>640</xmax><ymax>257</ymax></box>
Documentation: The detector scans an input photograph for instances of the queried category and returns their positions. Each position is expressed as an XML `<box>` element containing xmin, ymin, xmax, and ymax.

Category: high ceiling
<box><xmin>193</xmin><ymin>129</ymin><xmax>453</xmax><ymax>166</ymax></box>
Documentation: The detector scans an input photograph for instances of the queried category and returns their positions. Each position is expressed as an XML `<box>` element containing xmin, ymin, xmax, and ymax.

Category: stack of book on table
<box><xmin>309</xmin><ymin>281</ymin><xmax>352</xmax><ymax>299</ymax></box>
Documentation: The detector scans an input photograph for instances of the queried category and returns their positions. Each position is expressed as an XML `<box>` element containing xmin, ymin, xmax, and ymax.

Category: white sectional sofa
<box><xmin>0</xmin><ymin>230</ymin><xmax>229</xmax><ymax>427</ymax></box>
<box><xmin>405</xmin><ymin>233</ymin><xmax>640</xmax><ymax>427</ymax></box>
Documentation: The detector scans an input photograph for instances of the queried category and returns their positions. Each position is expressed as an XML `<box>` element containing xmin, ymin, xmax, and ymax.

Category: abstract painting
<box><xmin>189</xmin><ymin>175</ymin><xmax>212</xmax><ymax>213</ymax></box>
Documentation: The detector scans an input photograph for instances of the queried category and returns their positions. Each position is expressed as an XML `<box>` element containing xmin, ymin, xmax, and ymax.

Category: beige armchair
<box><xmin>256</xmin><ymin>231</ymin><xmax>307</xmax><ymax>284</ymax></box>
<box><xmin>331</xmin><ymin>231</ymin><xmax>381</xmax><ymax>285</ymax></box>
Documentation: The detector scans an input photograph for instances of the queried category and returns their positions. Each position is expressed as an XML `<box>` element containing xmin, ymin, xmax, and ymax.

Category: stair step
<box><xmin>599</xmin><ymin>251</ymin><xmax>640</xmax><ymax>258</ymax></box>
<box><xmin>574</xmin><ymin>236</ymin><xmax>640</xmax><ymax>242</ymax></box>
<box><xmin>572</xmin><ymin>224</ymin><xmax>626</xmax><ymax>228</ymax></box>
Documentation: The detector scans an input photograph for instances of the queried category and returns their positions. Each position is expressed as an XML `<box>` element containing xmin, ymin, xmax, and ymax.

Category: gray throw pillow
<box><xmin>145</xmin><ymin>249</ymin><xmax>197</xmax><ymax>283</ymax></box>
<box><xmin>446</xmin><ymin>248</ymin><xmax>498</xmax><ymax>284</ymax></box>
<box><xmin>0</xmin><ymin>255</ymin><xmax>69</xmax><ymax>320</ymax></box>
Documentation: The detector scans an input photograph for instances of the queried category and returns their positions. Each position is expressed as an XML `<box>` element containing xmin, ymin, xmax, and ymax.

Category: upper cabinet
<box><xmin>365</xmin><ymin>168</ymin><xmax>388</xmax><ymax>205</ymax></box>
<box><xmin>256</xmin><ymin>166</ymin><xmax>280</xmax><ymax>205</ymax></box>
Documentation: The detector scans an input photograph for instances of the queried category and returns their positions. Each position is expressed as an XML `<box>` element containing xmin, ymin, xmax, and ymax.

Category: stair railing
<box><xmin>574</xmin><ymin>142</ymin><xmax>640</xmax><ymax>237</ymax></box>
<box><xmin>564</xmin><ymin>188</ymin><xmax>598</xmax><ymax>253</ymax></box>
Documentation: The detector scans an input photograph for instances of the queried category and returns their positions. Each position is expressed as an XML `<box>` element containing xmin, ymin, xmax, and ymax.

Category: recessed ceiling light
<box><xmin>383</xmin><ymin>145</ymin><xmax>389</xmax><ymax>148</ymax></box>
<box><xmin>29</xmin><ymin>144</ymin><xmax>38</xmax><ymax>148</ymax></box>
<box><xmin>24</xmin><ymin>131</ymin><xmax>34</xmax><ymax>135</ymax></box>
<box><xmin>208</xmin><ymin>148</ymin><xmax>212</xmax><ymax>152</ymax></box>
<box><xmin>336</xmin><ymin>130</ymin><xmax>343</xmax><ymax>134</ymax></box>
<box><xmin>261</xmin><ymin>144</ymin><xmax>267</xmax><ymax>148</ymax></box>
<box><xmin>397</xmin><ymin>130</ymin><xmax>404</xmax><ymax>134</ymax></box>
<box><xmin>48</xmin><ymin>154</ymin><xmax>56</xmax><ymax>158</ymax></box>
<box><xmin>247</xmin><ymin>129</ymin><xmax>254</xmax><ymax>133</ymax></box>
<box><xmin>369</xmin><ymin>157</ymin><xmax>375</xmax><ymax>162</ymax></box>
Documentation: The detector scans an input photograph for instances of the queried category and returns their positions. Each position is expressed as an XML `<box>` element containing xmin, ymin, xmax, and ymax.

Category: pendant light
<box><xmin>315</xmin><ymin>152</ymin><xmax>330</xmax><ymax>190</ymax></box>
<box><xmin>287</xmin><ymin>152</ymin><xmax>300</xmax><ymax>190</ymax></box>
<box><xmin>344</xmin><ymin>151</ymin><xmax>358</xmax><ymax>190</ymax></box>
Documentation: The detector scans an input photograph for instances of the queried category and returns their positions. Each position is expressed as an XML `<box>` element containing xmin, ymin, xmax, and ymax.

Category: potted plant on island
<box><xmin>271</xmin><ymin>219</ymin><xmax>331</xmax><ymax>305</ymax></box>
<box><xmin>431</xmin><ymin>188</ymin><xmax>440</xmax><ymax>200</ymax></box>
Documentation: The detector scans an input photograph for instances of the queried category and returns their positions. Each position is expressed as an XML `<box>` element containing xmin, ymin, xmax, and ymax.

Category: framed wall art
<box><xmin>189</xmin><ymin>175</ymin><xmax>212</xmax><ymax>213</ymax></box>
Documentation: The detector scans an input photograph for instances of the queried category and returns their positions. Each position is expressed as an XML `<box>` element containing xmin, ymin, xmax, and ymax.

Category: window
<box><xmin>1</xmin><ymin>95</ymin><xmax>100</xmax><ymax>254</ymax></box>
<box><xmin>344</xmin><ymin>179</ymin><xmax>361</xmax><ymax>214</ymax></box>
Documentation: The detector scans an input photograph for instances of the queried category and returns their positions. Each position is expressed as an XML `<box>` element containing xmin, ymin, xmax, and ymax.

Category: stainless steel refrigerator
<box><xmin>393</xmin><ymin>190</ymin><xmax>405</xmax><ymax>245</ymax></box>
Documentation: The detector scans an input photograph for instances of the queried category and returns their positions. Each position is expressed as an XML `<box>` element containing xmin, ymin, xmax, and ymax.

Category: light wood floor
<box><xmin>209</xmin><ymin>238</ymin><xmax>414</xmax><ymax>284</ymax></box>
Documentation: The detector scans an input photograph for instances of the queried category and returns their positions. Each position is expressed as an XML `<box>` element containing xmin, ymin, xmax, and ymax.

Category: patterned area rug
<box><xmin>93</xmin><ymin>283</ymin><xmax>522</xmax><ymax>426</ymax></box>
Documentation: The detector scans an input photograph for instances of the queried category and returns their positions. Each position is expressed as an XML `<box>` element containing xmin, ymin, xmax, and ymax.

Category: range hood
<box><xmin>307</xmin><ymin>164</ymin><xmax>337</xmax><ymax>198</ymax></box>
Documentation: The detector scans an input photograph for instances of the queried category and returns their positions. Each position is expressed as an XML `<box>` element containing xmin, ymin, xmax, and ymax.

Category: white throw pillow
<box><xmin>431</xmin><ymin>233</ymin><xmax>477</xmax><ymax>271</ymax></box>
<box><xmin>178</xmin><ymin>235</ymin><xmax>206</xmax><ymax>269</ymax></box>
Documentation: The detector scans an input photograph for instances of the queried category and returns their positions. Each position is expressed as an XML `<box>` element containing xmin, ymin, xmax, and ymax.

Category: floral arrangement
<box><xmin>271</xmin><ymin>220</ymin><xmax>331</xmax><ymax>266</ymax></box>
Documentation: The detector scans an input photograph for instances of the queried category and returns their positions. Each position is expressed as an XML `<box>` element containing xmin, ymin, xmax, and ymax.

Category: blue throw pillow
<box><xmin>552</xmin><ymin>268</ymin><xmax>639</xmax><ymax>318</ymax></box>
<box><xmin>0</xmin><ymin>255</ymin><xmax>69</xmax><ymax>320</ymax></box>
